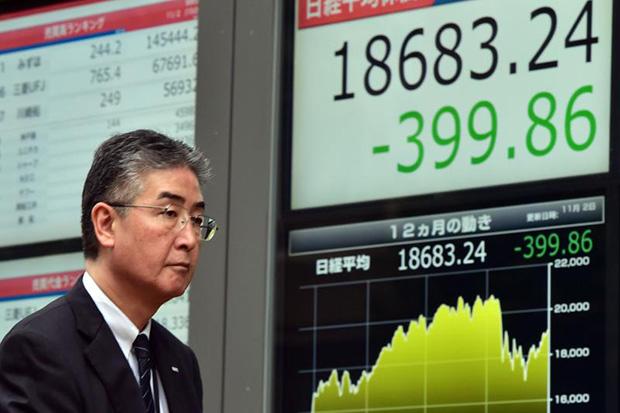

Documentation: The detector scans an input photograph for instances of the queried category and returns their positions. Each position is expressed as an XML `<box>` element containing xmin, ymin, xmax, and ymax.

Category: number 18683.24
<box><xmin>398</xmin><ymin>240</ymin><xmax>486</xmax><ymax>271</ymax></box>
<box><xmin>333</xmin><ymin>1</ymin><xmax>598</xmax><ymax>100</ymax></box>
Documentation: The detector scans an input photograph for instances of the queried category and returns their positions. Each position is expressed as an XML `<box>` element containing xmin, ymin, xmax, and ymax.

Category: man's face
<box><xmin>111</xmin><ymin>167</ymin><xmax>204</xmax><ymax>303</ymax></box>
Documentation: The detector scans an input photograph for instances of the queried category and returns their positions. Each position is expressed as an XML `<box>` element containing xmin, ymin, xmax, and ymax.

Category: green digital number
<box><xmin>523</xmin><ymin>235</ymin><xmax>535</xmax><ymax>259</ymax></box>
<box><xmin>518</xmin><ymin>230</ymin><xmax>592</xmax><ymax>259</ymax></box>
<box><xmin>432</xmin><ymin>106</ymin><xmax>460</xmax><ymax>169</ymax></box>
<box><xmin>565</xmin><ymin>85</ymin><xmax>596</xmax><ymax>151</ymax></box>
<box><xmin>468</xmin><ymin>100</ymin><xmax>497</xmax><ymax>165</ymax></box>
<box><xmin>568</xmin><ymin>229</ymin><xmax>593</xmax><ymax>254</ymax></box>
<box><xmin>526</xmin><ymin>91</ymin><xmax>557</xmax><ymax>156</ymax></box>
<box><xmin>548</xmin><ymin>233</ymin><xmax>560</xmax><ymax>256</ymax></box>
<box><xmin>398</xmin><ymin>111</ymin><xmax>424</xmax><ymax>173</ymax></box>
<box><xmin>526</xmin><ymin>85</ymin><xmax>596</xmax><ymax>157</ymax></box>
<box><xmin>385</xmin><ymin>85</ymin><xmax>597</xmax><ymax>174</ymax></box>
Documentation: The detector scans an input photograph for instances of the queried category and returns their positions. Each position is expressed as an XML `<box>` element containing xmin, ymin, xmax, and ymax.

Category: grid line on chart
<box><xmin>300</xmin><ymin>262</ymin><xmax>549</xmax><ymax>290</ymax></box>
<box><xmin>306</xmin><ymin>264</ymin><xmax>551</xmax><ymax>413</ymax></box>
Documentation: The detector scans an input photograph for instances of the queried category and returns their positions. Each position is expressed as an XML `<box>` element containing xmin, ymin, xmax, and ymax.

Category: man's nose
<box><xmin>175</xmin><ymin>219</ymin><xmax>200</xmax><ymax>250</ymax></box>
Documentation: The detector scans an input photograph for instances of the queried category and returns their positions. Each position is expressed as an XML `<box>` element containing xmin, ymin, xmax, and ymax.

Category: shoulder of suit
<box><xmin>151</xmin><ymin>319</ymin><xmax>193</xmax><ymax>351</ymax></box>
<box><xmin>2</xmin><ymin>295</ymin><xmax>72</xmax><ymax>339</ymax></box>
<box><xmin>0</xmin><ymin>296</ymin><xmax>79</xmax><ymax>360</ymax></box>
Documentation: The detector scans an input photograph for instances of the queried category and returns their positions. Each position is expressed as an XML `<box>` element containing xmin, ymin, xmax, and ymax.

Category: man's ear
<box><xmin>91</xmin><ymin>202</ymin><xmax>117</xmax><ymax>250</ymax></box>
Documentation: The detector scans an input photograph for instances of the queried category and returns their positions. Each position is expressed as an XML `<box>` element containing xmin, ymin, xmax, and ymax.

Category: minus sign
<box><xmin>514</xmin><ymin>247</ymin><xmax>522</xmax><ymax>252</ymax></box>
<box><xmin>373</xmin><ymin>145</ymin><xmax>390</xmax><ymax>154</ymax></box>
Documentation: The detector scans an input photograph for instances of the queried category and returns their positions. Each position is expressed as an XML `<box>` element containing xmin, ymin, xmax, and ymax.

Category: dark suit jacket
<box><xmin>0</xmin><ymin>277</ymin><xmax>203</xmax><ymax>413</ymax></box>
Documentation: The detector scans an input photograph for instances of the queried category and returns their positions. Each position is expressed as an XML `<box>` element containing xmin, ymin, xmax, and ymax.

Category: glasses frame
<box><xmin>107</xmin><ymin>202</ymin><xmax>217</xmax><ymax>241</ymax></box>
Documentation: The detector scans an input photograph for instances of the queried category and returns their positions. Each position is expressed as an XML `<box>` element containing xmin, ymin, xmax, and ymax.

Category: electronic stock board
<box><xmin>276</xmin><ymin>1</ymin><xmax>618</xmax><ymax>413</ymax></box>
<box><xmin>0</xmin><ymin>0</ymin><xmax>199</xmax><ymax>342</ymax></box>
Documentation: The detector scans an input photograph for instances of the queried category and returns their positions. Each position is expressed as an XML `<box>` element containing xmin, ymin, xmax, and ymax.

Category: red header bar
<box><xmin>298</xmin><ymin>0</ymin><xmax>435</xmax><ymax>29</ymax></box>
<box><xmin>0</xmin><ymin>270</ymin><xmax>82</xmax><ymax>299</ymax></box>
<box><xmin>0</xmin><ymin>0</ymin><xmax>198</xmax><ymax>52</ymax></box>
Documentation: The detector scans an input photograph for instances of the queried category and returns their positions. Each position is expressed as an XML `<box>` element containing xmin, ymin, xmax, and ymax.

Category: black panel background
<box><xmin>275</xmin><ymin>1</ymin><xmax>619</xmax><ymax>413</ymax></box>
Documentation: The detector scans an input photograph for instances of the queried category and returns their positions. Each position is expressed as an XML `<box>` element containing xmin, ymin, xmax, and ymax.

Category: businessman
<box><xmin>0</xmin><ymin>130</ymin><xmax>216</xmax><ymax>412</ymax></box>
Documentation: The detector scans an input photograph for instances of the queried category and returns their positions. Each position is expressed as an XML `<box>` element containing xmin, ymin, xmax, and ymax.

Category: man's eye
<box><xmin>163</xmin><ymin>209</ymin><xmax>178</xmax><ymax>218</ymax></box>
<box><xmin>190</xmin><ymin>216</ymin><xmax>204</xmax><ymax>226</ymax></box>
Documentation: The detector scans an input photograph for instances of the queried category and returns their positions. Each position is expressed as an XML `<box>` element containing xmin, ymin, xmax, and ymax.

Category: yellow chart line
<box><xmin>311</xmin><ymin>296</ymin><xmax>549</xmax><ymax>413</ymax></box>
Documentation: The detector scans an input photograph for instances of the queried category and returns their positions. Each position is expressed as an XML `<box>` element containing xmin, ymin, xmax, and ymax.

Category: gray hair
<box><xmin>81</xmin><ymin>129</ymin><xmax>211</xmax><ymax>259</ymax></box>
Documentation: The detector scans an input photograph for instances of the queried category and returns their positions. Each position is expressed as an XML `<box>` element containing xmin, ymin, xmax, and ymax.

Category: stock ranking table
<box><xmin>291</xmin><ymin>0</ymin><xmax>612</xmax><ymax>208</ymax></box>
<box><xmin>0</xmin><ymin>0</ymin><xmax>199</xmax><ymax>343</ymax></box>
<box><xmin>0</xmin><ymin>0</ymin><xmax>199</xmax><ymax>247</ymax></box>
<box><xmin>280</xmin><ymin>197</ymin><xmax>606</xmax><ymax>413</ymax></box>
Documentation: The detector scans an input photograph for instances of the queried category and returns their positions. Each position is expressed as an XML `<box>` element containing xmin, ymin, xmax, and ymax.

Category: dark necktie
<box><xmin>133</xmin><ymin>334</ymin><xmax>156</xmax><ymax>413</ymax></box>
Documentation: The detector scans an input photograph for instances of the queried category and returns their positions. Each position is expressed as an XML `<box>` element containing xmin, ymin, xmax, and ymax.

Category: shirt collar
<box><xmin>82</xmin><ymin>271</ymin><xmax>152</xmax><ymax>360</ymax></box>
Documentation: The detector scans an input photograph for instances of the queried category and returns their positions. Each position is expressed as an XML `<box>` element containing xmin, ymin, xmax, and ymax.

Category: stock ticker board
<box><xmin>0</xmin><ymin>0</ymin><xmax>198</xmax><ymax>343</ymax></box>
<box><xmin>291</xmin><ymin>0</ymin><xmax>611</xmax><ymax>209</ymax></box>
<box><xmin>277</xmin><ymin>1</ymin><xmax>617</xmax><ymax>413</ymax></box>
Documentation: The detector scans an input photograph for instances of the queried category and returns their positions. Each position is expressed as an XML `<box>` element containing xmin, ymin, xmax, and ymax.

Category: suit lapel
<box><xmin>66</xmin><ymin>277</ymin><xmax>145</xmax><ymax>413</ymax></box>
<box><xmin>150</xmin><ymin>322</ymin><xmax>193</xmax><ymax>413</ymax></box>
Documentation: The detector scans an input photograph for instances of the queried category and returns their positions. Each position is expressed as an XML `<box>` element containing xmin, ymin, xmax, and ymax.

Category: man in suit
<box><xmin>0</xmin><ymin>130</ymin><xmax>216</xmax><ymax>412</ymax></box>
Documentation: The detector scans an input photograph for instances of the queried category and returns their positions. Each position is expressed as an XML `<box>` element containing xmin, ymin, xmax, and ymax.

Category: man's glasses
<box><xmin>108</xmin><ymin>203</ymin><xmax>217</xmax><ymax>241</ymax></box>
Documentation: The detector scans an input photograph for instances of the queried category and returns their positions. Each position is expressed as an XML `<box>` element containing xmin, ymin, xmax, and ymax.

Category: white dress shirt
<box><xmin>83</xmin><ymin>272</ymin><xmax>169</xmax><ymax>413</ymax></box>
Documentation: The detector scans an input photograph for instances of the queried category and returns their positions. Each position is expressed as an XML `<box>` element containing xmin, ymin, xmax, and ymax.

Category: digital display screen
<box><xmin>0</xmin><ymin>0</ymin><xmax>199</xmax><ymax>247</ymax></box>
<box><xmin>279</xmin><ymin>1</ymin><xmax>616</xmax><ymax>411</ymax></box>
<box><xmin>290</xmin><ymin>0</ymin><xmax>612</xmax><ymax>209</ymax></box>
<box><xmin>0</xmin><ymin>0</ymin><xmax>199</xmax><ymax>343</ymax></box>
<box><xmin>279</xmin><ymin>196</ymin><xmax>606</xmax><ymax>412</ymax></box>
